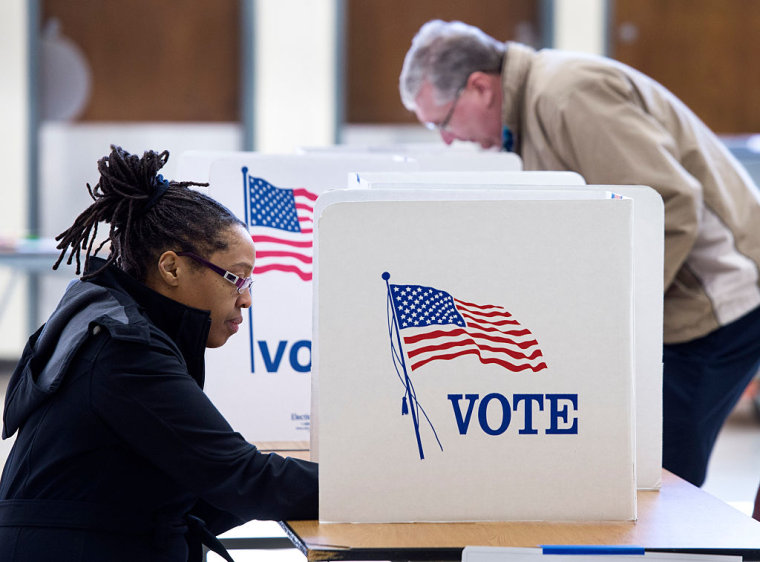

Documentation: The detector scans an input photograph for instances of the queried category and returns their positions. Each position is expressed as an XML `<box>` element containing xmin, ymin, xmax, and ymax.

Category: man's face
<box><xmin>413</xmin><ymin>78</ymin><xmax>503</xmax><ymax>149</ymax></box>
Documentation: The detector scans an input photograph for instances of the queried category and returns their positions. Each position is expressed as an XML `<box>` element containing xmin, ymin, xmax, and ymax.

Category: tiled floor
<box><xmin>702</xmin><ymin>383</ymin><xmax>760</xmax><ymax>516</ymax></box>
<box><xmin>0</xmin><ymin>366</ymin><xmax>758</xmax><ymax>561</ymax></box>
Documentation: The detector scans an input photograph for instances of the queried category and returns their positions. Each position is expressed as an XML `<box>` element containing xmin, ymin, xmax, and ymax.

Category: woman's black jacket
<box><xmin>0</xmin><ymin>258</ymin><xmax>318</xmax><ymax>561</ymax></box>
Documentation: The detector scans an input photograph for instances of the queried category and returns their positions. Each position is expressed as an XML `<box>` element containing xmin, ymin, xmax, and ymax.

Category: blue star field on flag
<box><xmin>249</xmin><ymin>177</ymin><xmax>302</xmax><ymax>232</ymax></box>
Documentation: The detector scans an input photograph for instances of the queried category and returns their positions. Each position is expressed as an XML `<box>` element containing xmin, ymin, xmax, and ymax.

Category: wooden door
<box><xmin>41</xmin><ymin>0</ymin><xmax>241</xmax><ymax>122</ymax></box>
<box><xmin>345</xmin><ymin>0</ymin><xmax>543</xmax><ymax>124</ymax></box>
<box><xmin>611</xmin><ymin>0</ymin><xmax>760</xmax><ymax>133</ymax></box>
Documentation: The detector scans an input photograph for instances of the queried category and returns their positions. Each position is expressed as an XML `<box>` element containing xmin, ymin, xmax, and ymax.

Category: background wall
<box><xmin>253</xmin><ymin>0</ymin><xmax>339</xmax><ymax>152</ymax></box>
<box><xmin>611</xmin><ymin>0</ymin><xmax>760</xmax><ymax>133</ymax></box>
<box><xmin>0</xmin><ymin>0</ymin><xmax>30</xmax><ymax>357</ymax></box>
<box><xmin>41</xmin><ymin>0</ymin><xmax>241</xmax><ymax>122</ymax></box>
<box><xmin>344</xmin><ymin>0</ymin><xmax>543</xmax><ymax>125</ymax></box>
<box><xmin>2</xmin><ymin>0</ymin><xmax>760</xmax><ymax>360</ymax></box>
<box><xmin>553</xmin><ymin>0</ymin><xmax>606</xmax><ymax>53</ymax></box>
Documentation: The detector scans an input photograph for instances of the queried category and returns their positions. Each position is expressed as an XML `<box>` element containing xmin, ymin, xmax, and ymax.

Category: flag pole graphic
<box><xmin>242</xmin><ymin>167</ymin><xmax>255</xmax><ymax>373</ymax></box>
<box><xmin>241</xmin><ymin>167</ymin><xmax>250</xmax><ymax>226</ymax></box>
<box><xmin>383</xmin><ymin>272</ymin><xmax>425</xmax><ymax>460</ymax></box>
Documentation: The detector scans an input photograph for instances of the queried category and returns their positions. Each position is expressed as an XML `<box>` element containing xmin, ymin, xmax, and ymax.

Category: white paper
<box><xmin>463</xmin><ymin>546</ymin><xmax>740</xmax><ymax>562</ymax></box>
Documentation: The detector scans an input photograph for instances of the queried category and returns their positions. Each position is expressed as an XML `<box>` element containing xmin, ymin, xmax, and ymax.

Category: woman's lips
<box><xmin>227</xmin><ymin>317</ymin><xmax>243</xmax><ymax>334</ymax></box>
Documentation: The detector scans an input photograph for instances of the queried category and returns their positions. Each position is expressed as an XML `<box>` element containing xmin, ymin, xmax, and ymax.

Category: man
<box><xmin>399</xmin><ymin>19</ymin><xmax>760</xmax><ymax>492</ymax></box>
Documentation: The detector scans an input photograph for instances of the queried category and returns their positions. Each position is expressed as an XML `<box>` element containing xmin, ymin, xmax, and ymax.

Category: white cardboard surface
<box><xmin>341</xmin><ymin>174</ymin><xmax>665</xmax><ymax>490</ymax></box>
<box><xmin>193</xmin><ymin>152</ymin><xmax>528</xmax><ymax>442</ymax></box>
<box><xmin>599</xmin><ymin>185</ymin><xmax>664</xmax><ymax>490</ymax></box>
<box><xmin>350</xmin><ymin>170</ymin><xmax>585</xmax><ymax>188</ymax></box>
<box><xmin>202</xmin><ymin>153</ymin><xmax>416</xmax><ymax>441</ymax></box>
<box><xmin>315</xmin><ymin>189</ymin><xmax>637</xmax><ymax>522</ymax></box>
<box><xmin>297</xmin><ymin>143</ymin><xmax>523</xmax><ymax>172</ymax></box>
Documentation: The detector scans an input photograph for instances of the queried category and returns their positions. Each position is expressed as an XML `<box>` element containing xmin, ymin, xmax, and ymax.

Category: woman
<box><xmin>0</xmin><ymin>146</ymin><xmax>317</xmax><ymax>561</ymax></box>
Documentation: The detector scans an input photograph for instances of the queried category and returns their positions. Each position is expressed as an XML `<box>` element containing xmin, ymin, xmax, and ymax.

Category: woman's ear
<box><xmin>156</xmin><ymin>251</ymin><xmax>181</xmax><ymax>288</ymax></box>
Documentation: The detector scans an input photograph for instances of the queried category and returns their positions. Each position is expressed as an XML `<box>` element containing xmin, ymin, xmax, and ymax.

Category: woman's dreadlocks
<box><xmin>54</xmin><ymin>145</ymin><xmax>246</xmax><ymax>281</ymax></box>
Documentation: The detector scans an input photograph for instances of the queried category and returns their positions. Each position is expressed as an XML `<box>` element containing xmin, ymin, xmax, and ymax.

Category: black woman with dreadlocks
<box><xmin>0</xmin><ymin>146</ymin><xmax>317</xmax><ymax>562</ymax></box>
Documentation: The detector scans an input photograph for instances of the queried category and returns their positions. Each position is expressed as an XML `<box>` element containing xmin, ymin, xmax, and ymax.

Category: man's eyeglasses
<box><xmin>424</xmin><ymin>87</ymin><xmax>465</xmax><ymax>132</ymax></box>
<box><xmin>177</xmin><ymin>251</ymin><xmax>253</xmax><ymax>295</ymax></box>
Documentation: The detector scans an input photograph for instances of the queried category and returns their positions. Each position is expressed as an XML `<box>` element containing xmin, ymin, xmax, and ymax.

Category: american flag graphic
<box><xmin>243</xmin><ymin>169</ymin><xmax>316</xmax><ymax>282</ymax></box>
<box><xmin>388</xmin><ymin>282</ymin><xmax>547</xmax><ymax>373</ymax></box>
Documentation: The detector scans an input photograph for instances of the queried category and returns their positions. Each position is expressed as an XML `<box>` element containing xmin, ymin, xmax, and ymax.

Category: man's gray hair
<box><xmin>399</xmin><ymin>20</ymin><xmax>506</xmax><ymax>111</ymax></box>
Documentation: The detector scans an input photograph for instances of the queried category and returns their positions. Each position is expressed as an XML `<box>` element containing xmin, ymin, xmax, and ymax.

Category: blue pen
<box><xmin>542</xmin><ymin>546</ymin><xmax>646</xmax><ymax>556</ymax></box>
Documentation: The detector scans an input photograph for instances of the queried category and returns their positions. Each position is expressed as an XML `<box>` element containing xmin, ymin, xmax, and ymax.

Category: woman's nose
<box><xmin>237</xmin><ymin>289</ymin><xmax>252</xmax><ymax>309</ymax></box>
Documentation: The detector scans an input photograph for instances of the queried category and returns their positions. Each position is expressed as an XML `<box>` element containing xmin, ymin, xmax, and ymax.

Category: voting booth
<box><xmin>341</xmin><ymin>170</ymin><xmax>664</xmax><ymax>491</ymax></box>
<box><xmin>314</xmin><ymin>186</ymin><xmax>663</xmax><ymax>523</ymax></box>
<box><xmin>349</xmin><ymin>170</ymin><xmax>587</xmax><ymax>189</ymax></box>
<box><xmin>178</xmin><ymin>150</ymin><xmax>523</xmax><ymax>441</ymax></box>
<box><xmin>296</xmin><ymin>142</ymin><xmax>523</xmax><ymax>172</ymax></box>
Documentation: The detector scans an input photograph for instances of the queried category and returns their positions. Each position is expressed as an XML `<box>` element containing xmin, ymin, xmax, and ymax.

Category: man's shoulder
<box><xmin>532</xmin><ymin>49</ymin><xmax>623</xmax><ymax>85</ymax></box>
<box><xmin>526</xmin><ymin>50</ymin><xmax>639</xmax><ymax>114</ymax></box>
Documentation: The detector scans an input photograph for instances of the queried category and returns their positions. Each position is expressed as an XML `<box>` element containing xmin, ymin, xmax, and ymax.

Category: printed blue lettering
<box><xmin>448</xmin><ymin>392</ymin><xmax>580</xmax><ymax>436</ymax></box>
<box><xmin>478</xmin><ymin>393</ymin><xmax>511</xmax><ymax>435</ymax></box>
<box><xmin>546</xmin><ymin>394</ymin><xmax>578</xmax><ymax>434</ymax></box>
<box><xmin>447</xmin><ymin>394</ymin><xmax>479</xmax><ymax>434</ymax></box>
<box><xmin>289</xmin><ymin>340</ymin><xmax>312</xmax><ymax>372</ymax></box>
<box><xmin>257</xmin><ymin>340</ymin><xmax>287</xmax><ymax>372</ymax></box>
<box><xmin>513</xmin><ymin>394</ymin><xmax>543</xmax><ymax>435</ymax></box>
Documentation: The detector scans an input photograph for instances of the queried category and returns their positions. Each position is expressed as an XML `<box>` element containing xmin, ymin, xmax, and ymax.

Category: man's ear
<box><xmin>156</xmin><ymin>251</ymin><xmax>181</xmax><ymax>288</ymax></box>
<box><xmin>467</xmin><ymin>71</ymin><xmax>497</xmax><ymax>106</ymax></box>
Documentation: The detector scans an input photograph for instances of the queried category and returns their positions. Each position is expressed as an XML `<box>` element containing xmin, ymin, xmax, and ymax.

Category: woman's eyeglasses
<box><xmin>177</xmin><ymin>251</ymin><xmax>253</xmax><ymax>295</ymax></box>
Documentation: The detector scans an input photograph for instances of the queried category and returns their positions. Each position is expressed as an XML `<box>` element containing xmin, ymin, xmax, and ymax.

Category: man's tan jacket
<box><xmin>502</xmin><ymin>42</ymin><xmax>760</xmax><ymax>343</ymax></box>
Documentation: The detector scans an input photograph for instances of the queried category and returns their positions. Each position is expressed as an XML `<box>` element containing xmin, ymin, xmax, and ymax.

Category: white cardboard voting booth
<box><xmin>314</xmin><ymin>188</ymin><xmax>640</xmax><ymax>523</ymax></box>
<box><xmin>178</xmin><ymin>148</ymin><xmax>523</xmax><ymax>185</ymax></box>
<box><xmin>349</xmin><ymin>170</ymin><xmax>586</xmax><ymax>189</ymax></box>
<box><xmin>183</xmin><ymin>151</ymin><xmax>524</xmax><ymax>442</ymax></box>
<box><xmin>343</xmin><ymin>171</ymin><xmax>665</xmax><ymax>491</ymax></box>
<box><xmin>200</xmin><ymin>153</ymin><xmax>416</xmax><ymax>441</ymax></box>
<box><xmin>297</xmin><ymin>143</ymin><xmax>523</xmax><ymax>172</ymax></box>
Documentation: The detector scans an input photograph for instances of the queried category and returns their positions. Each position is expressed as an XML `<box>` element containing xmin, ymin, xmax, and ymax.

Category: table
<box><xmin>0</xmin><ymin>243</ymin><xmax>62</xmax><ymax>272</ymax></box>
<box><xmin>0</xmin><ymin>240</ymin><xmax>70</xmax><ymax>336</ymax></box>
<box><xmin>255</xmin><ymin>441</ymin><xmax>310</xmax><ymax>461</ymax></box>
<box><xmin>210</xmin><ymin>442</ymin><xmax>311</xmax><ymax>558</ymax></box>
<box><xmin>281</xmin><ymin>471</ymin><xmax>760</xmax><ymax>561</ymax></box>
